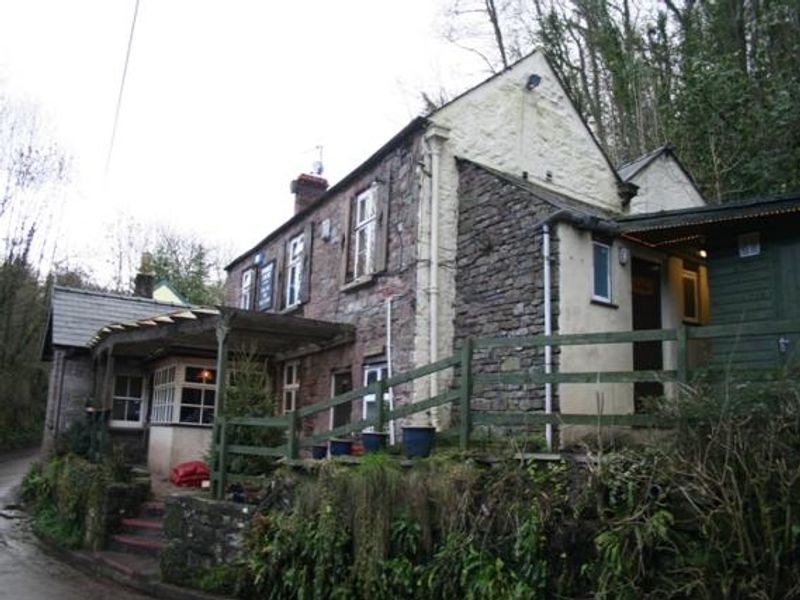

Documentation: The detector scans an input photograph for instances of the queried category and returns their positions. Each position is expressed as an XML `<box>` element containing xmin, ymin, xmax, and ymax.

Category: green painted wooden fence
<box><xmin>211</xmin><ymin>319</ymin><xmax>800</xmax><ymax>499</ymax></box>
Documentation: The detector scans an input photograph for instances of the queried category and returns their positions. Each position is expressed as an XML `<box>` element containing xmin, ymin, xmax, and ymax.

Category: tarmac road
<box><xmin>0</xmin><ymin>447</ymin><xmax>151</xmax><ymax>600</ymax></box>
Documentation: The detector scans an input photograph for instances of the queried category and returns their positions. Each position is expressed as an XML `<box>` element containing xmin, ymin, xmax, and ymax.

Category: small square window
<box><xmin>592</xmin><ymin>242</ymin><xmax>612</xmax><ymax>302</ymax></box>
<box><xmin>738</xmin><ymin>232</ymin><xmax>760</xmax><ymax>257</ymax></box>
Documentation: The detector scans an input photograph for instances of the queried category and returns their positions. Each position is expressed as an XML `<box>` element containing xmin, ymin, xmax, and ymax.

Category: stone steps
<box><xmin>109</xmin><ymin>533</ymin><xmax>165</xmax><ymax>558</ymax></box>
<box><xmin>92</xmin><ymin>549</ymin><xmax>160</xmax><ymax>581</ymax></box>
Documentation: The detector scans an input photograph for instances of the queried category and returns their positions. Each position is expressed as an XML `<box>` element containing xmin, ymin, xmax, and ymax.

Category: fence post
<box><xmin>459</xmin><ymin>338</ymin><xmax>474</xmax><ymax>452</ymax></box>
<box><xmin>217</xmin><ymin>416</ymin><xmax>228</xmax><ymax>500</ymax></box>
<box><xmin>376</xmin><ymin>380</ymin><xmax>387</xmax><ymax>433</ymax></box>
<box><xmin>287</xmin><ymin>410</ymin><xmax>299</xmax><ymax>460</ymax></box>
<box><xmin>677</xmin><ymin>325</ymin><xmax>689</xmax><ymax>386</ymax></box>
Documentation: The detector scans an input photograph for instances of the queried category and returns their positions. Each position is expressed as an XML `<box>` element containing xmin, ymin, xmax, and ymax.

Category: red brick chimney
<box><xmin>290</xmin><ymin>173</ymin><xmax>328</xmax><ymax>214</ymax></box>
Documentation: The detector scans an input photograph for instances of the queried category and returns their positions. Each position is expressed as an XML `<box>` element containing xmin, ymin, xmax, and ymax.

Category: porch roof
<box><xmin>88</xmin><ymin>306</ymin><xmax>355</xmax><ymax>360</ymax></box>
<box><xmin>618</xmin><ymin>193</ymin><xmax>800</xmax><ymax>247</ymax></box>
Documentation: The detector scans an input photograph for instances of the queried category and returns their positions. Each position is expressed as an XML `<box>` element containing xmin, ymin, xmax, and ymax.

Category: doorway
<box><xmin>632</xmin><ymin>258</ymin><xmax>663</xmax><ymax>411</ymax></box>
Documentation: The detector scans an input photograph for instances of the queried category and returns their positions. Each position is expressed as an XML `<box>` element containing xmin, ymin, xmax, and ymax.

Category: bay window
<box><xmin>149</xmin><ymin>361</ymin><xmax>216</xmax><ymax>426</ymax></box>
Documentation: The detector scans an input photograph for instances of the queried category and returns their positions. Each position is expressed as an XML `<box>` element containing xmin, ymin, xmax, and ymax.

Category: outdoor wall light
<box><xmin>618</xmin><ymin>246</ymin><xmax>630</xmax><ymax>266</ymax></box>
<box><xmin>526</xmin><ymin>74</ymin><xmax>542</xmax><ymax>90</ymax></box>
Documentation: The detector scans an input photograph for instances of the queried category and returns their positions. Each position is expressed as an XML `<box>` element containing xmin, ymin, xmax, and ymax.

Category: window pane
<box><xmin>202</xmin><ymin>389</ymin><xmax>216</xmax><ymax>408</ymax></box>
<box><xmin>112</xmin><ymin>398</ymin><xmax>127</xmax><ymax>420</ymax></box>
<box><xmin>129</xmin><ymin>376</ymin><xmax>143</xmax><ymax>398</ymax></box>
<box><xmin>114</xmin><ymin>376</ymin><xmax>128</xmax><ymax>397</ymax></box>
<box><xmin>180</xmin><ymin>406</ymin><xmax>201</xmax><ymax>423</ymax></box>
<box><xmin>202</xmin><ymin>408</ymin><xmax>214</xmax><ymax>425</ymax></box>
<box><xmin>283</xmin><ymin>390</ymin><xmax>294</xmax><ymax>412</ymax></box>
<box><xmin>128</xmin><ymin>399</ymin><xmax>141</xmax><ymax>422</ymax></box>
<box><xmin>593</xmin><ymin>244</ymin><xmax>610</xmax><ymax>299</ymax></box>
<box><xmin>182</xmin><ymin>387</ymin><xmax>203</xmax><ymax>405</ymax></box>
<box><xmin>185</xmin><ymin>367</ymin><xmax>216</xmax><ymax>385</ymax></box>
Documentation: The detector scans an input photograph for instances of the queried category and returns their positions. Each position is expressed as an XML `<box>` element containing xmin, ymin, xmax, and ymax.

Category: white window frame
<box><xmin>151</xmin><ymin>365</ymin><xmax>176</xmax><ymax>424</ymax></box>
<box><xmin>240</xmin><ymin>268</ymin><xmax>255</xmax><ymax>310</ymax></box>
<box><xmin>285</xmin><ymin>234</ymin><xmax>304</xmax><ymax>308</ymax></box>
<box><xmin>178</xmin><ymin>366</ymin><xmax>217</xmax><ymax>425</ymax></box>
<box><xmin>353</xmin><ymin>187</ymin><xmax>377</xmax><ymax>279</ymax></box>
<box><xmin>682</xmin><ymin>270</ymin><xmax>700</xmax><ymax>323</ymax></box>
<box><xmin>283</xmin><ymin>361</ymin><xmax>300</xmax><ymax>413</ymax></box>
<box><xmin>592</xmin><ymin>241</ymin><xmax>612</xmax><ymax>302</ymax></box>
<box><xmin>362</xmin><ymin>363</ymin><xmax>388</xmax><ymax>432</ymax></box>
<box><xmin>110</xmin><ymin>374</ymin><xmax>146</xmax><ymax>429</ymax></box>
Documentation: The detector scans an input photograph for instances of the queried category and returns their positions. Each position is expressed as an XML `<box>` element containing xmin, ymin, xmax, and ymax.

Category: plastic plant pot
<box><xmin>329</xmin><ymin>439</ymin><xmax>354</xmax><ymax>456</ymax></box>
<box><xmin>311</xmin><ymin>444</ymin><xmax>327</xmax><ymax>460</ymax></box>
<box><xmin>361</xmin><ymin>432</ymin><xmax>389</xmax><ymax>454</ymax></box>
<box><xmin>402</xmin><ymin>426</ymin><xmax>436</xmax><ymax>458</ymax></box>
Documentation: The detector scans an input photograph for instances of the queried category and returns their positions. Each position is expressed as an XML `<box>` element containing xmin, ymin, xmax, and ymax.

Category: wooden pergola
<box><xmin>88</xmin><ymin>306</ymin><xmax>354</xmax><ymax>414</ymax></box>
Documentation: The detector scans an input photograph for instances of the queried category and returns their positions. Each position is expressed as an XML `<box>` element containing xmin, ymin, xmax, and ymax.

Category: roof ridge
<box><xmin>53</xmin><ymin>285</ymin><xmax>187</xmax><ymax>307</ymax></box>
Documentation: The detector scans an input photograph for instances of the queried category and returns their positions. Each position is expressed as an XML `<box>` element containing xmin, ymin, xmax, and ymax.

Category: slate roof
<box><xmin>45</xmin><ymin>286</ymin><xmax>187</xmax><ymax>353</ymax></box>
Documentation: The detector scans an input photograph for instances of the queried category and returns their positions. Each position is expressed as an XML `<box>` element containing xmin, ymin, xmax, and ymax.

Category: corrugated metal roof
<box><xmin>50</xmin><ymin>286</ymin><xmax>188</xmax><ymax>349</ymax></box>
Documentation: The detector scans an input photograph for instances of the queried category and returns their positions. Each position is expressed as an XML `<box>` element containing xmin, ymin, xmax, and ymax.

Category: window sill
<box><xmin>341</xmin><ymin>275</ymin><xmax>375</xmax><ymax>293</ymax></box>
<box><xmin>150</xmin><ymin>422</ymin><xmax>214</xmax><ymax>429</ymax></box>
<box><xmin>590</xmin><ymin>298</ymin><xmax>619</xmax><ymax>309</ymax></box>
<box><xmin>109</xmin><ymin>421</ymin><xmax>144</xmax><ymax>430</ymax></box>
<box><xmin>280</xmin><ymin>304</ymin><xmax>302</xmax><ymax>315</ymax></box>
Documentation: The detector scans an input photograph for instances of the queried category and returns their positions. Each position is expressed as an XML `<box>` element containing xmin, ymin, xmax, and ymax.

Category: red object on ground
<box><xmin>170</xmin><ymin>460</ymin><xmax>209</xmax><ymax>487</ymax></box>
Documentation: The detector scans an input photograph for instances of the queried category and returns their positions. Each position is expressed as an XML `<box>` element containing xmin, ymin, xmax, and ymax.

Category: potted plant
<box><xmin>361</xmin><ymin>431</ymin><xmax>389</xmax><ymax>454</ymax></box>
<box><xmin>401</xmin><ymin>425</ymin><xmax>436</xmax><ymax>458</ymax></box>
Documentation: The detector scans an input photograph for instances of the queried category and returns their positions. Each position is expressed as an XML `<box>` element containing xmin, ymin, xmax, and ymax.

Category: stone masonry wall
<box><xmin>225</xmin><ymin>134</ymin><xmax>424</xmax><ymax>429</ymax></box>
<box><xmin>161</xmin><ymin>494</ymin><xmax>252</xmax><ymax>583</ymax></box>
<box><xmin>454</xmin><ymin>160</ymin><xmax>560</xmax><ymax>418</ymax></box>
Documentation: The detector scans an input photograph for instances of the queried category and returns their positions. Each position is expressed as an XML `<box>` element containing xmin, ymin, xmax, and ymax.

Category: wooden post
<box><xmin>677</xmin><ymin>325</ymin><xmax>688</xmax><ymax>386</ymax></box>
<box><xmin>376</xmin><ymin>379</ymin><xmax>387</xmax><ymax>433</ymax></box>
<box><xmin>215</xmin><ymin>314</ymin><xmax>231</xmax><ymax>416</ymax></box>
<box><xmin>101</xmin><ymin>348</ymin><xmax>115</xmax><ymax>411</ymax></box>
<box><xmin>459</xmin><ymin>338</ymin><xmax>474</xmax><ymax>452</ymax></box>
<box><xmin>217</xmin><ymin>416</ymin><xmax>228</xmax><ymax>500</ymax></box>
<box><xmin>287</xmin><ymin>410</ymin><xmax>299</xmax><ymax>460</ymax></box>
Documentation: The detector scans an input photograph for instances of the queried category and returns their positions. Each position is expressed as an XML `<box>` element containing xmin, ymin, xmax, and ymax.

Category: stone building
<box><xmin>44</xmin><ymin>49</ymin><xmax>713</xmax><ymax>475</ymax></box>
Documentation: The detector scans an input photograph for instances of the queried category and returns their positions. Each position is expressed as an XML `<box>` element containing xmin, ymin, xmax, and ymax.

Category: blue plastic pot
<box><xmin>330</xmin><ymin>439</ymin><xmax>353</xmax><ymax>456</ymax></box>
<box><xmin>311</xmin><ymin>444</ymin><xmax>327</xmax><ymax>460</ymax></box>
<box><xmin>402</xmin><ymin>426</ymin><xmax>436</xmax><ymax>458</ymax></box>
<box><xmin>362</xmin><ymin>432</ymin><xmax>389</xmax><ymax>454</ymax></box>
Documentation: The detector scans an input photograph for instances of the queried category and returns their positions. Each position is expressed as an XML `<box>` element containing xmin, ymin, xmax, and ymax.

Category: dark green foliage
<box><xmin>188</xmin><ymin>376</ymin><xmax>800</xmax><ymax>599</ymax></box>
<box><xmin>148</xmin><ymin>231</ymin><xmax>223</xmax><ymax>305</ymax></box>
<box><xmin>22</xmin><ymin>453</ymin><xmax>138</xmax><ymax>550</ymax></box>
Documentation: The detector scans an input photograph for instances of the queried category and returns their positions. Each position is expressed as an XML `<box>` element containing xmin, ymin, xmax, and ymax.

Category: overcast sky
<box><xmin>0</xmin><ymin>1</ymin><xmax>490</xmax><ymax>282</ymax></box>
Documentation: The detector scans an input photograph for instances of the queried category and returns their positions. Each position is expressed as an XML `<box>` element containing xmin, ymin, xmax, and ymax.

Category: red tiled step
<box><xmin>121</xmin><ymin>517</ymin><xmax>163</xmax><ymax>531</ymax></box>
<box><xmin>140</xmin><ymin>501</ymin><xmax>165</xmax><ymax>518</ymax></box>
<box><xmin>93</xmin><ymin>550</ymin><xmax>159</xmax><ymax>580</ymax></box>
<box><xmin>109</xmin><ymin>533</ymin><xmax>164</xmax><ymax>558</ymax></box>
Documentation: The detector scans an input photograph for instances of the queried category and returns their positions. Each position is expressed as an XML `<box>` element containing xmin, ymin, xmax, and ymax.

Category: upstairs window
<box><xmin>342</xmin><ymin>182</ymin><xmax>389</xmax><ymax>285</ymax></box>
<box><xmin>354</xmin><ymin>188</ymin><xmax>377</xmax><ymax>279</ymax></box>
<box><xmin>111</xmin><ymin>375</ymin><xmax>144</xmax><ymax>428</ymax></box>
<box><xmin>240</xmin><ymin>268</ymin><xmax>255</xmax><ymax>310</ymax></box>
<box><xmin>285</xmin><ymin>234</ymin><xmax>304</xmax><ymax>308</ymax></box>
<box><xmin>592</xmin><ymin>241</ymin><xmax>612</xmax><ymax>302</ymax></box>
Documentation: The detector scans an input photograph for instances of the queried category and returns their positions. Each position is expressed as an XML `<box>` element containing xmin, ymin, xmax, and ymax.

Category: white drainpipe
<box><xmin>424</xmin><ymin>125</ymin><xmax>449</xmax><ymax>427</ymax></box>
<box><xmin>386</xmin><ymin>296</ymin><xmax>396</xmax><ymax>445</ymax></box>
<box><xmin>542</xmin><ymin>224</ymin><xmax>553</xmax><ymax>451</ymax></box>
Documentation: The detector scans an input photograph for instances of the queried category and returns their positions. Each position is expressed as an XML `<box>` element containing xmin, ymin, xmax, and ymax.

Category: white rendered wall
<box><xmin>557</xmin><ymin>225</ymin><xmax>634</xmax><ymax>445</ymax></box>
<box><xmin>148</xmin><ymin>425</ymin><xmax>211</xmax><ymax>480</ymax></box>
<box><xmin>628</xmin><ymin>154</ymin><xmax>705</xmax><ymax>214</ymax></box>
<box><xmin>413</xmin><ymin>52</ymin><xmax>625</xmax><ymax>425</ymax></box>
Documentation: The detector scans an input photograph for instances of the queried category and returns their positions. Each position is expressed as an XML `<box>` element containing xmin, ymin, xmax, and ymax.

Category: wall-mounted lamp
<box><xmin>526</xmin><ymin>74</ymin><xmax>542</xmax><ymax>90</ymax></box>
<box><xmin>618</xmin><ymin>246</ymin><xmax>630</xmax><ymax>266</ymax></box>
<box><xmin>698</xmin><ymin>249</ymin><xmax>707</xmax><ymax>258</ymax></box>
